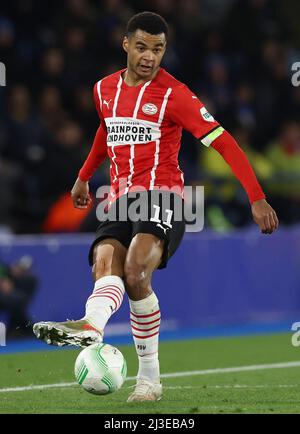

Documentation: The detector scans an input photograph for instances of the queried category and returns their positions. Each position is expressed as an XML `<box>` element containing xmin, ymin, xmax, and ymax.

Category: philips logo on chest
<box><xmin>142</xmin><ymin>103</ymin><xmax>158</xmax><ymax>115</ymax></box>
<box><xmin>105</xmin><ymin>117</ymin><xmax>161</xmax><ymax>146</ymax></box>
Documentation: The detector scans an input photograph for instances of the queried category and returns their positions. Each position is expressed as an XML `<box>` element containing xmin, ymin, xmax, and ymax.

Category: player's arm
<box><xmin>71</xmin><ymin>124</ymin><xmax>107</xmax><ymax>209</ymax></box>
<box><xmin>169</xmin><ymin>84</ymin><xmax>279</xmax><ymax>234</ymax></box>
<box><xmin>71</xmin><ymin>82</ymin><xmax>108</xmax><ymax>209</ymax></box>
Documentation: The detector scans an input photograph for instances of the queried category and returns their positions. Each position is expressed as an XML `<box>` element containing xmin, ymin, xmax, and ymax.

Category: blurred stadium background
<box><xmin>0</xmin><ymin>0</ymin><xmax>300</xmax><ymax>346</ymax></box>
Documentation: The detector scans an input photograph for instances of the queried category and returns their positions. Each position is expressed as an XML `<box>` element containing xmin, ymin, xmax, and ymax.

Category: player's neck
<box><xmin>123</xmin><ymin>67</ymin><xmax>160</xmax><ymax>87</ymax></box>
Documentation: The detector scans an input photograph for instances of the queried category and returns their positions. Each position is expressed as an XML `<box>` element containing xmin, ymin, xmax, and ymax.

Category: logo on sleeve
<box><xmin>142</xmin><ymin>103</ymin><xmax>158</xmax><ymax>115</ymax></box>
<box><xmin>200</xmin><ymin>107</ymin><xmax>215</xmax><ymax>122</ymax></box>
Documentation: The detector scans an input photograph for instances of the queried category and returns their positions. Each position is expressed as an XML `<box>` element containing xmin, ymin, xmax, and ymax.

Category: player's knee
<box><xmin>124</xmin><ymin>261</ymin><xmax>149</xmax><ymax>292</ymax></box>
<box><xmin>93</xmin><ymin>257</ymin><xmax>110</xmax><ymax>279</ymax></box>
<box><xmin>92</xmin><ymin>246</ymin><xmax>114</xmax><ymax>279</ymax></box>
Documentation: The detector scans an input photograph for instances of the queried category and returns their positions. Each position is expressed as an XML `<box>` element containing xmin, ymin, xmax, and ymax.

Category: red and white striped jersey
<box><xmin>81</xmin><ymin>67</ymin><xmax>223</xmax><ymax>200</ymax></box>
<box><xmin>79</xmin><ymin>67</ymin><xmax>266</xmax><ymax>205</ymax></box>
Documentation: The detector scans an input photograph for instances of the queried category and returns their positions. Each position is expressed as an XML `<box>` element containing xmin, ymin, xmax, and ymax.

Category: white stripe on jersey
<box><xmin>112</xmin><ymin>76</ymin><xmax>123</xmax><ymax>182</ymax></box>
<box><xmin>177</xmin><ymin>165</ymin><xmax>185</xmax><ymax>198</ymax></box>
<box><xmin>133</xmin><ymin>80</ymin><xmax>151</xmax><ymax>119</ymax></box>
<box><xmin>158</xmin><ymin>87</ymin><xmax>172</xmax><ymax>125</ymax></box>
<box><xmin>149</xmin><ymin>139</ymin><xmax>160</xmax><ymax>190</ymax></box>
<box><xmin>125</xmin><ymin>145</ymin><xmax>135</xmax><ymax>193</ymax></box>
<box><xmin>96</xmin><ymin>80</ymin><xmax>102</xmax><ymax>110</ymax></box>
<box><xmin>113</xmin><ymin>76</ymin><xmax>122</xmax><ymax>117</ymax></box>
<box><xmin>125</xmin><ymin>80</ymin><xmax>152</xmax><ymax>194</ymax></box>
<box><xmin>111</xmin><ymin>147</ymin><xmax>119</xmax><ymax>182</ymax></box>
<box><xmin>149</xmin><ymin>87</ymin><xmax>172</xmax><ymax>190</ymax></box>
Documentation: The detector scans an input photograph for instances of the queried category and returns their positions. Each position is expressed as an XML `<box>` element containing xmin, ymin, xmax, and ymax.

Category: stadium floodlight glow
<box><xmin>0</xmin><ymin>322</ymin><xmax>6</xmax><ymax>346</ymax></box>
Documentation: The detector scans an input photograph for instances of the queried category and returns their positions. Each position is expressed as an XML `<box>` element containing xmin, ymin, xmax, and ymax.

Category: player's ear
<box><xmin>123</xmin><ymin>36</ymin><xmax>129</xmax><ymax>53</ymax></box>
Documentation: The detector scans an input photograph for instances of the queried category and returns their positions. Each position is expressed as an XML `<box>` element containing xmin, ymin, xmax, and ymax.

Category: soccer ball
<box><xmin>74</xmin><ymin>343</ymin><xmax>127</xmax><ymax>395</ymax></box>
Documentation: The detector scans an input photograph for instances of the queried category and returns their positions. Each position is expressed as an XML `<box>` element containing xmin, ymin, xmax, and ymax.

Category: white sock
<box><xmin>85</xmin><ymin>275</ymin><xmax>125</xmax><ymax>332</ymax></box>
<box><xmin>129</xmin><ymin>292</ymin><xmax>161</xmax><ymax>384</ymax></box>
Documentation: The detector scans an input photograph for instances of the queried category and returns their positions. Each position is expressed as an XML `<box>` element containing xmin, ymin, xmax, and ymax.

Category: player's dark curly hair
<box><xmin>126</xmin><ymin>11</ymin><xmax>168</xmax><ymax>38</ymax></box>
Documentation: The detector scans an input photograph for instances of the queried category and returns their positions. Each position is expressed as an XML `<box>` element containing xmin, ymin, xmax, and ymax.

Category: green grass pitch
<box><xmin>1</xmin><ymin>333</ymin><xmax>300</xmax><ymax>414</ymax></box>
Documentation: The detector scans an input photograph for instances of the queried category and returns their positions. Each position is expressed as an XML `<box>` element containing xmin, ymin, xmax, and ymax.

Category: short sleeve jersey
<box><xmin>94</xmin><ymin>67</ymin><xmax>223</xmax><ymax>198</ymax></box>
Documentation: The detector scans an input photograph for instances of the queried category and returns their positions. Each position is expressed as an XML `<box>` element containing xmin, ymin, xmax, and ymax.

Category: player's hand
<box><xmin>251</xmin><ymin>199</ymin><xmax>279</xmax><ymax>234</ymax></box>
<box><xmin>71</xmin><ymin>177</ymin><xmax>92</xmax><ymax>209</ymax></box>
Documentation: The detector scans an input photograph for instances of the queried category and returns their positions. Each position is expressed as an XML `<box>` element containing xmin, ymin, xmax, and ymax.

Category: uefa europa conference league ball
<box><xmin>75</xmin><ymin>343</ymin><xmax>127</xmax><ymax>395</ymax></box>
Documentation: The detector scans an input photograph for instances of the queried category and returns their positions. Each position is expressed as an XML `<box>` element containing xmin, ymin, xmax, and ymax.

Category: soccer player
<box><xmin>33</xmin><ymin>12</ymin><xmax>279</xmax><ymax>402</ymax></box>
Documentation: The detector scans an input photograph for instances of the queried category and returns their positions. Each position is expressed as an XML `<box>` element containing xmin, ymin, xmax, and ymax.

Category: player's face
<box><xmin>123</xmin><ymin>30</ymin><xmax>166</xmax><ymax>80</ymax></box>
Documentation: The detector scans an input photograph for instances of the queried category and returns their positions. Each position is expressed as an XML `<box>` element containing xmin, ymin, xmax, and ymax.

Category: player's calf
<box><xmin>128</xmin><ymin>292</ymin><xmax>161</xmax><ymax>384</ymax></box>
<box><xmin>84</xmin><ymin>274</ymin><xmax>125</xmax><ymax>333</ymax></box>
<box><xmin>124</xmin><ymin>234</ymin><xmax>163</xmax><ymax>399</ymax></box>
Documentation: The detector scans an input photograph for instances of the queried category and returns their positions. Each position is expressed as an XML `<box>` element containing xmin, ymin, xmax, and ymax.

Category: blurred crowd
<box><xmin>0</xmin><ymin>0</ymin><xmax>300</xmax><ymax>234</ymax></box>
<box><xmin>0</xmin><ymin>256</ymin><xmax>37</xmax><ymax>338</ymax></box>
